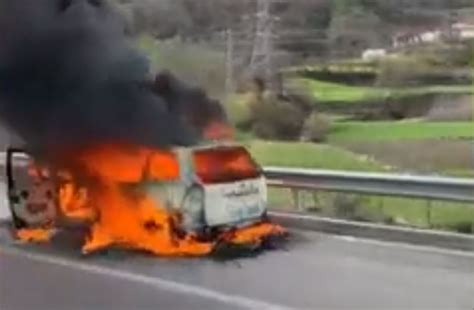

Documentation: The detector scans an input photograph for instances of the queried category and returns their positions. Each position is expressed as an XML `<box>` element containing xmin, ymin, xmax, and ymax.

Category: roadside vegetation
<box><xmin>291</xmin><ymin>78</ymin><xmax>473</xmax><ymax>105</ymax></box>
<box><xmin>243</xmin><ymin>140</ymin><xmax>388</xmax><ymax>171</ymax></box>
<box><xmin>246</xmin><ymin>140</ymin><xmax>473</xmax><ymax>233</ymax></box>
<box><xmin>268</xmin><ymin>188</ymin><xmax>474</xmax><ymax>234</ymax></box>
<box><xmin>136</xmin><ymin>13</ymin><xmax>474</xmax><ymax>234</ymax></box>
<box><xmin>240</xmin><ymin>139</ymin><xmax>473</xmax><ymax>233</ymax></box>
<box><xmin>328</xmin><ymin>121</ymin><xmax>474</xmax><ymax>141</ymax></box>
<box><xmin>231</xmin><ymin>48</ymin><xmax>474</xmax><ymax>232</ymax></box>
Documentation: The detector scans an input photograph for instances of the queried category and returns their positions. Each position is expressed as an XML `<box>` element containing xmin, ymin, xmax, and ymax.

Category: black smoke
<box><xmin>151</xmin><ymin>71</ymin><xmax>227</xmax><ymax>134</ymax></box>
<box><xmin>0</xmin><ymin>0</ymin><xmax>226</xmax><ymax>154</ymax></box>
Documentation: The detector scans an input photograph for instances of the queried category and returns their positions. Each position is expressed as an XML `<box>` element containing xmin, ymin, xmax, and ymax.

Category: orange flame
<box><xmin>16</xmin><ymin>144</ymin><xmax>286</xmax><ymax>256</ymax></box>
<box><xmin>16</xmin><ymin>228</ymin><xmax>56</xmax><ymax>243</ymax></box>
<box><xmin>59</xmin><ymin>182</ymin><xmax>95</xmax><ymax>221</ymax></box>
<box><xmin>82</xmin><ymin>182</ymin><xmax>212</xmax><ymax>255</ymax></box>
<box><xmin>203</xmin><ymin>121</ymin><xmax>234</xmax><ymax>140</ymax></box>
<box><xmin>73</xmin><ymin>145</ymin><xmax>212</xmax><ymax>256</ymax></box>
<box><xmin>193</xmin><ymin>147</ymin><xmax>260</xmax><ymax>184</ymax></box>
<box><xmin>221</xmin><ymin>222</ymin><xmax>286</xmax><ymax>245</ymax></box>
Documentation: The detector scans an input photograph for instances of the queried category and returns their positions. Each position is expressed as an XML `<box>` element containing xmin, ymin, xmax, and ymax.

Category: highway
<box><xmin>0</xmin><ymin>185</ymin><xmax>474</xmax><ymax>309</ymax></box>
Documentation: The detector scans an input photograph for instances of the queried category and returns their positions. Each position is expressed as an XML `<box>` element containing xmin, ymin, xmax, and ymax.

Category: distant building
<box><xmin>392</xmin><ymin>23</ymin><xmax>474</xmax><ymax>48</ymax></box>
<box><xmin>419</xmin><ymin>30</ymin><xmax>443</xmax><ymax>43</ymax></box>
<box><xmin>392</xmin><ymin>31</ymin><xmax>423</xmax><ymax>48</ymax></box>
<box><xmin>362</xmin><ymin>49</ymin><xmax>387</xmax><ymax>61</ymax></box>
<box><xmin>452</xmin><ymin>23</ymin><xmax>474</xmax><ymax>40</ymax></box>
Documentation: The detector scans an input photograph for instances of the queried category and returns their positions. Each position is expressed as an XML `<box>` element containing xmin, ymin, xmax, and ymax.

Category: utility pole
<box><xmin>447</xmin><ymin>4</ymin><xmax>459</xmax><ymax>43</ymax></box>
<box><xmin>250</xmin><ymin>0</ymin><xmax>276</xmax><ymax>88</ymax></box>
<box><xmin>225</xmin><ymin>29</ymin><xmax>234</xmax><ymax>94</ymax></box>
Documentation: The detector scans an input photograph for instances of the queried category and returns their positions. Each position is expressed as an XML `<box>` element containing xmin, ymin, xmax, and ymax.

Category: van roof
<box><xmin>177</xmin><ymin>141</ymin><xmax>245</xmax><ymax>152</ymax></box>
<box><xmin>9</xmin><ymin>141</ymin><xmax>246</xmax><ymax>157</ymax></box>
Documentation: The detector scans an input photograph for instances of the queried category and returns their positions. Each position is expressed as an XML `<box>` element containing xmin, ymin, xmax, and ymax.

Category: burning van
<box><xmin>6</xmin><ymin>143</ymin><xmax>284</xmax><ymax>256</ymax></box>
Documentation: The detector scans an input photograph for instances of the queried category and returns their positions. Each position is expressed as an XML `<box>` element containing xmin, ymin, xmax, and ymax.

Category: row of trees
<box><xmin>116</xmin><ymin>0</ymin><xmax>474</xmax><ymax>59</ymax></box>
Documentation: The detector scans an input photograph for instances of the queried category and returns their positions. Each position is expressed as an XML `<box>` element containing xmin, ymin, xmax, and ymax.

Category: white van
<box><xmin>6</xmin><ymin>143</ymin><xmax>268</xmax><ymax>235</ymax></box>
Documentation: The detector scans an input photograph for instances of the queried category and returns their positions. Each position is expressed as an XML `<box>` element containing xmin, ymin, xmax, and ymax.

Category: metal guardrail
<box><xmin>0</xmin><ymin>152</ymin><xmax>472</xmax><ymax>203</ymax></box>
<box><xmin>263</xmin><ymin>167</ymin><xmax>474</xmax><ymax>210</ymax></box>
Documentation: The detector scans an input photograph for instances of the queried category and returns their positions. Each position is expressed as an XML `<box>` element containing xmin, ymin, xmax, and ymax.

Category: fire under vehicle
<box><xmin>5</xmin><ymin>143</ymin><xmax>284</xmax><ymax>255</ymax></box>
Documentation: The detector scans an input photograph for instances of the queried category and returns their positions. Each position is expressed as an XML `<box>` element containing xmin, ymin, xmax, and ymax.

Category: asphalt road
<box><xmin>0</xmin><ymin>184</ymin><xmax>474</xmax><ymax>309</ymax></box>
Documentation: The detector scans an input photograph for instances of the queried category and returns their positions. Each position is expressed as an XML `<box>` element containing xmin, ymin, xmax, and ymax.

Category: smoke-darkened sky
<box><xmin>0</xmin><ymin>0</ymin><xmax>225</xmax><ymax>154</ymax></box>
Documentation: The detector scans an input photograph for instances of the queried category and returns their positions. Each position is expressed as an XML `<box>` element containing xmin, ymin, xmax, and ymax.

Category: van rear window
<box><xmin>193</xmin><ymin>147</ymin><xmax>261</xmax><ymax>184</ymax></box>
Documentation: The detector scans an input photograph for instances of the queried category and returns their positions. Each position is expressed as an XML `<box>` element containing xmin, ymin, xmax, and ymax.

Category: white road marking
<box><xmin>0</xmin><ymin>245</ymin><xmax>299</xmax><ymax>310</ymax></box>
<box><xmin>337</xmin><ymin>236</ymin><xmax>357</xmax><ymax>242</ymax></box>
<box><xmin>330</xmin><ymin>233</ymin><xmax>474</xmax><ymax>258</ymax></box>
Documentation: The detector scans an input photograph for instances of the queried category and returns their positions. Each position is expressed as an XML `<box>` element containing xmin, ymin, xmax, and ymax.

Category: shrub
<box><xmin>333</xmin><ymin>194</ymin><xmax>360</xmax><ymax>219</ymax></box>
<box><xmin>376</xmin><ymin>56</ymin><xmax>433</xmax><ymax>87</ymax></box>
<box><xmin>418</xmin><ymin>42</ymin><xmax>474</xmax><ymax>67</ymax></box>
<box><xmin>225</xmin><ymin>93</ymin><xmax>257</xmax><ymax>130</ymax></box>
<box><xmin>301</xmin><ymin>113</ymin><xmax>332</xmax><ymax>142</ymax></box>
<box><xmin>251</xmin><ymin>93</ymin><xmax>305</xmax><ymax>140</ymax></box>
<box><xmin>376</xmin><ymin>44</ymin><xmax>474</xmax><ymax>87</ymax></box>
<box><xmin>442</xmin><ymin>222</ymin><xmax>473</xmax><ymax>234</ymax></box>
<box><xmin>425</xmin><ymin>95</ymin><xmax>474</xmax><ymax>122</ymax></box>
<box><xmin>383</xmin><ymin>216</ymin><xmax>396</xmax><ymax>225</ymax></box>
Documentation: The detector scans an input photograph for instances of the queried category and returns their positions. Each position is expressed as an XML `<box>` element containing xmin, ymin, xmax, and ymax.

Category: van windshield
<box><xmin>193</xmin><ymin>147</ymin><xmax>261</xmax><ymax>184</ymax></box>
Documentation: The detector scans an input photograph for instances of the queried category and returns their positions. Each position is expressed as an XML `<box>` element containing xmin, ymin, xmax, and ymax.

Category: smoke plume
<box><xmin>0</xmin><ymin>0</ymin><xmax>226</xmax><ymax>154</ymax></box>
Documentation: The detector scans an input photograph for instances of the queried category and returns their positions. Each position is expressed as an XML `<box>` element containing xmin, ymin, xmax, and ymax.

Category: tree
<box><xmin>328</xmin><ymin>0</ymin><xmax>386</xmax><ymax>57</ymax></box>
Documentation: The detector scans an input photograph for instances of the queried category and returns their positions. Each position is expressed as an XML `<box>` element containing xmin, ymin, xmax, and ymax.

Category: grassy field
<box><xmin>243</xmin><ymin>139</ymin><xmax>473</xmax><ymax>232</ymax></box>
<box><xmin>269</xmin><ymin>188</ymin><xmax>474</xmax><ymax>232</ymax></box>
<box><xmin>291</xmin><ymin>79</ymin><xmax>387</xmax><ymax>103</ymax></box>
<box><xmin>283</xmin><ymin>59</ymin><xmax>378</xmax><ymax>74</ymax></box>
<box><xmin>338</xmin><ymin>139</ymin><xmax>474</xmax><ymax>177</ymax></box>
<box><xmin>328</xmin><ymin>121</ymin><xmax>474</xmax><ymax>141</ymax></box>
<box><xmin>243</xmin><ymin>140</ymin><xmax>389</xmax><ymax>171</ymax></box>
<box><xmin>291</xmin><ymin>78</ymin><xmax>473</xmax><ymax>104</ymax></box>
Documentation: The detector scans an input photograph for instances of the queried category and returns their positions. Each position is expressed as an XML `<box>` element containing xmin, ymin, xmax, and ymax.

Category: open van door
<box><xmin>6</xmin><ymin>148</ymin><xmax>57</xmax><ymax>229</ymax></box>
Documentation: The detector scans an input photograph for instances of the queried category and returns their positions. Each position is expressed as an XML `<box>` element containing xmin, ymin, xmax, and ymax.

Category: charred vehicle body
<box><xmin>6</xmin><ymin>143</ymin><xmax>271</xmax><ymax>242</ymax></box>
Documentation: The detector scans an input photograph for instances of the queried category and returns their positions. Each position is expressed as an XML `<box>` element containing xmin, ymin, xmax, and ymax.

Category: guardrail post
<box><xmin>312</xmin><ymin>192</ymin><xmax>320</xmax><ymax>211</ymax></box>
<box><xmin>291</xmin><ymin>189</ymin><xmax>304</xmax><ymax>211</ymax></box>
<box><xmin>471</xmin><ymin>208</ymin><xmax>474</xmax><ymax>234</ymax></box>
<box><xmin>377</xmin><ymin>197</ymin><xmax>384</xmax><ymax>222</ymax></box>
<box><xmin>426</xmin><ymin>200</ymin><xmax>433</xmax><ymax>229</ymax></box>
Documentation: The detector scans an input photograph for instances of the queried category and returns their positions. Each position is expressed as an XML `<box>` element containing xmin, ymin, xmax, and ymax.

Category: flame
<box><xmin>193</xmin><ymin>147</ymin><xmax>260</xmax><ymax>184</ymax></box>
<box><xmin>77</xmin><ymin>145</ymin><xmax>180</xmax><ymax>182</ymax></box>
<box><xmin>74</xmin><ymin>145</ymin><xmax>212</xmax><ymax>256</ymax></box>
<box><xmin>27</xmin><ymin>162</ymin><xmax>50</xmax><ymax>179</ymax></box>
<box><xmin>16</xmin><ymin>144</ymin><xmax>286</xmax><ymax>256</ymax></box>
<box><xmin>203</xmin><ymin>121</ymin><xmax>234</xmax><ymax>140</ymax></box>
<box><xmin>59</xmin><ymin>182</ymin><xmax>95</xmax><ymax>221</ymax></box>
<box><xmin>82</xmin><ymin>183</ymin><xmax>212</xmax><ymax>255</ymax></box>
<box><xmin>16</xmin><ymin>228</ymin><xmax>56</xmax><ymax>243</ymax></box>
<box><xmin>221</xmin><ymin>222</ymin><xmax>287</xmax><ymax>245</ymax></box>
